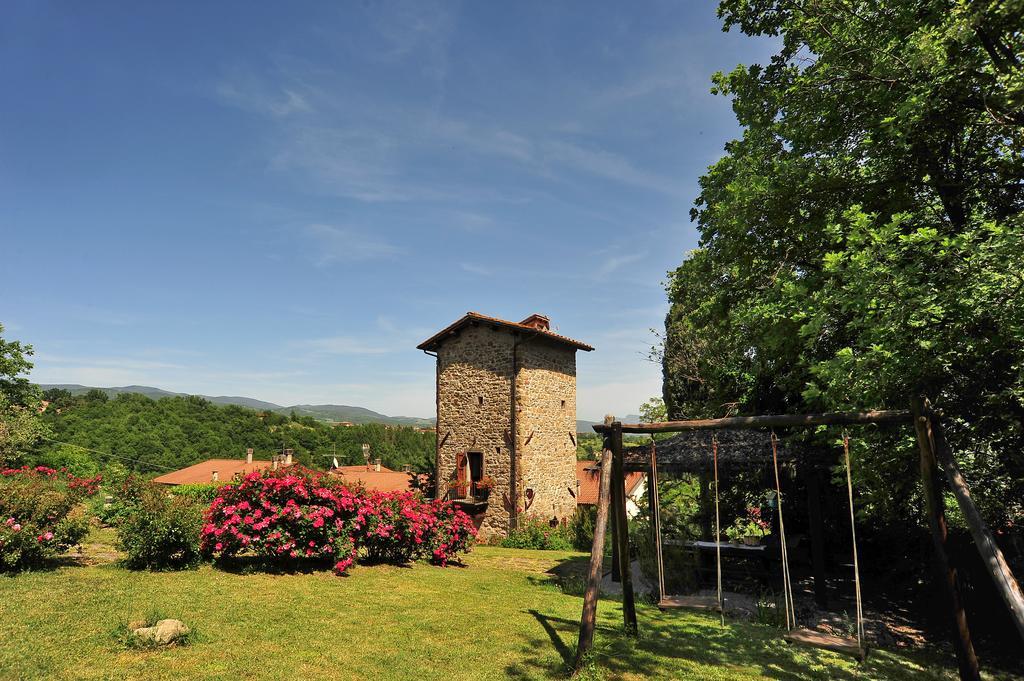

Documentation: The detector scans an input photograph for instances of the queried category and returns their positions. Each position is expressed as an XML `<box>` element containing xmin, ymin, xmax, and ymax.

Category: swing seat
<box><xmin>784</xmin><ymin>628</ymin><xmax>868</xmax><ymax>660</ymax></box>
<box><xmin>658</xmin><ymin>594</ymin><xmax>721</xmax><ymax>611</ymax></box>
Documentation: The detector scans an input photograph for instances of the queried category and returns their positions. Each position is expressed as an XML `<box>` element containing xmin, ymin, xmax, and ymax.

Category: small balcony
<box><xmin>447</xmin><ymin>481</ymin><xmax>491</xmax><ymax>511</ymax></box>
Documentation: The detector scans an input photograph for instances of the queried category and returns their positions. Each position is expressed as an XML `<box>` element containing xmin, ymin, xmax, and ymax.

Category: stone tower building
<box><xmin>418</xmin><ymin>312</ymin><xmax>593</xmax><ymax>539</ymax></box>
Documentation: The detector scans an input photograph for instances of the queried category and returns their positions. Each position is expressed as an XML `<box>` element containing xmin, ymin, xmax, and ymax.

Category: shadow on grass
<box><xmin>211</xmin><ymin>554</ymin><xmax>457</xmax><ymax>575</ymax></box>
<box><xmin>211</xmin><ymin>556</ymin><xmax>337</xmax><ymax>576</ymax></box>
<box><xmin>506</xmin><ymin>604</ymin><xmax>952</xmax><ymax>680</ymax></box>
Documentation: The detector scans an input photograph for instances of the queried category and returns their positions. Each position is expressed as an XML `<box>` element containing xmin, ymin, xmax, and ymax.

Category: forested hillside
<box><xmin>39</xmin><ymin>384</ymin><xmax>433</xmax><ymax>427</ymax></box>
<box><xmin>35</xmin><ymin>389</ymin><xmax>435</xmax><ymax>477</ymax></box>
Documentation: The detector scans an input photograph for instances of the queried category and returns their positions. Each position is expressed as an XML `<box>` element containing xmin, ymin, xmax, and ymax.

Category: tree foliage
<box><xmin>0</xmin><ymin>324</ymin><xmax>49</xmax><ymax>467</ymax></box>
<box><xmin>34</xmin><ymin>391</ymin><xmax>435</xmax><ymax>477</ymax></box>
<box><xmin>663</xmin><ymin>0</ymin><xmax>1024</xmax><ymax>528</ymax></box>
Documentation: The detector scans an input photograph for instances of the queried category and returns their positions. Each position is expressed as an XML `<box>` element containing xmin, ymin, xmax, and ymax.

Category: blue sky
<box><xmin>1</xmin><ymin>2</ymin><xmax>775</xmax><ymax>419</ymax></box>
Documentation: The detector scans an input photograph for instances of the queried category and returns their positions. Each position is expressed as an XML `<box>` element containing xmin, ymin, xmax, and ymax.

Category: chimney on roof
<box><xmin>519</xmin><ymin>313</ymin><xmax>550</xmax><ymax>331</ymax></box>
<box><xmin>211</xmin><ymin>470</ymin><xmax>219</xmax><ymax>482</ymax></box>
<box><xmin>284</xmin><ymin>449</ymin><xmax>293</xmax><ymax>466</ymax></box>
<box><xmin>246</xmin><ymin>448</ymin><xmax>253</xmax><ymax>465</ymax></box>
<box><xmin>374</xmin><ymin>458</ymin><xmax>382</xmax><ymax>472</ymax></box>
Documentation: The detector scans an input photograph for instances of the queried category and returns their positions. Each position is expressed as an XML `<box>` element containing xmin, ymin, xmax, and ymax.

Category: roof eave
<box><xmin>417</xmin><ymin>313</ymin><xmax>593</xmax><ymax>352</ymax></box>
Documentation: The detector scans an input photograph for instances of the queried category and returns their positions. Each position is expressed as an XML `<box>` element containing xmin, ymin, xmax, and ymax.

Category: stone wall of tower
<box><xmin>515</xmin><ymin>338</ymin><xmax>579</xmax><ymax>525</ymax></box>
<box><xmin>435</xmin><ymin>325</ymin><xmax>514</xmax><ymax>539</ymax></box>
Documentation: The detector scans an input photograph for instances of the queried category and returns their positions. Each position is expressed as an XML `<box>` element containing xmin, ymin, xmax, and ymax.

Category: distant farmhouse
<box><xmin>418</xmin><ymin>312</ymin><xmax>595</xmax><ymax>539</ymax></box>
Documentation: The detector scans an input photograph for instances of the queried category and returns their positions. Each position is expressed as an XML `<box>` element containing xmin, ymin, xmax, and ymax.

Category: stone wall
<box><xmin>515</xmin><ymin>338</ymin><xmax>578</xmax><ymax>524</ymax></box>
<box><xmin>436</xmin><ymin>325</ymin><xmax>514</xmax><ymax>539</ymax></box>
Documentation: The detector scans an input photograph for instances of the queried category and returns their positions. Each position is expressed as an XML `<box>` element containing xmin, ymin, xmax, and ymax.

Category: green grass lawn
<box><xmin>0</xmin><ymin>532</ymin><xmax>1015</xmax><ymax>680</ymax></box>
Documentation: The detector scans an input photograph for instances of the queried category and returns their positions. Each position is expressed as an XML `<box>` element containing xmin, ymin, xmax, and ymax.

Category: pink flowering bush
<box><xmin>201</xmin><ymin>467</ymin><xmax>476</xmax><ymax>574</ymax></box>
<box><xmin>0</xmin><ymin>465</ymin><xmax>101</xmax><ymax>571</ymax></box>
<box><xmin>201</xmin><ymin>467</ymin><xmax>361</xmax><ymax>574</ymax></box>
<box><xmin>424</xmin><ymin>497</ymin><xmax>477</xmax><ymax>566</ymax></box>
<box><xmin>358</xmin><ymin>491</ymin><xmax>476</xmax><ymax>566</ymax></box>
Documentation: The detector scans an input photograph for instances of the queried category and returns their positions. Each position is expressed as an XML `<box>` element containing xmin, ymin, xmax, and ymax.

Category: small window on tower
<box><xmin>478</xmin><ymin>395</ymin><xmax>485</xmax><ymax>406</ymax></box>
<box><xmin>561</xmin><ymin>399</ymin><xmax>567</xmax><ymax>410</ymax></box>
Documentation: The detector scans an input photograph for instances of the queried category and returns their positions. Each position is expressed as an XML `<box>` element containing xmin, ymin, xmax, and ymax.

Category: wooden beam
<box><xmin>912</xmin><ymin>397</ymin><xmax>980</xmax><ymax>681</ymax></box>
<box><xmin>611</xmin><ymin>421</ymin><xmax>637</xmax><ymax>635</ymax></box>
<box><xmin>928</xmin><ymin>413</ymin><xmax>1024</xmax><ymax>643</ymax></box>
<box><xmin>574</xmin><ymin>422</ymin><xmax>614</xmax><ymax>670</ymax></box>
<box><xmin>593</xmin><ymin>410</ymin><xmax>912</xmax><ymax>434</ymax></box>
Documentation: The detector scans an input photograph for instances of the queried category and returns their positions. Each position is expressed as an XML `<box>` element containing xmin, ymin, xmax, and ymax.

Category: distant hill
<box><xmin>278</xmin><ymin>404</ymin><xmax>433</xmax><ymax>427</ymax></box>
<box><xmin>37</xmin><ymin>384</ymin><xmax>432</xmax><ymax>427</ymax></box>
<box><xmin>576</xmin><ymin>415</ymin><xmax>643</xmax><ymax>433</ymax></box>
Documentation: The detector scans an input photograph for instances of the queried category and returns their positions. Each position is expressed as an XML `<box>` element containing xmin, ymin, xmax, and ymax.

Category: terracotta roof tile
<box><xmin>417</xmin><ymin>312</ymin><xmax>593</xmax><ymax>352</ymax></box>
<box><xmin>575</xmin><ymin>460</ymin><xmax>645</xmax><ymax>505</ymax></box>
<box><xmin>152</xmin><ymin>459</ymin><xmax>275</xmax><ymax>485</ymax></box>
<box><xmin>329</xmin><ymin>465</ymin><xmax>421</xmax><ymax>493</ymax></box>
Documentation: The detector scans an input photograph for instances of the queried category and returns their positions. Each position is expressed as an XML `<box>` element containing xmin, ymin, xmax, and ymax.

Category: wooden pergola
<box><xmin>572</xmin><ymin>399</ymin><xmax>1024</xmax><ymax>681</ymax></box>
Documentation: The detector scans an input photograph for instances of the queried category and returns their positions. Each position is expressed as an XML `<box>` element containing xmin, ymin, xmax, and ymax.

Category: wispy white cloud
<box><xmin>460</xmin><ymin>262</ymin><xmax>491</xmax><ymax>276</ymax></box>
<box><xmin>292</xmin><ymin>336</ymin><xmax>392</xmax><ymax>355</ymax></box>
<box><xmin>304</xmin><ymin>223</ymin><xmax>400</xmax><ymax>264</ymax></box>
<box><xmin>544</xmin><ymin>141</ymin><xmax>679</xmax><ymax>195</ymax></box>
<box><xmin>450</xmin><ymin>212</ymin><xmax>496</xmax><ymax>233</ymax></box>
<box><xmin>596</xmin><ymin>251</ymin><xmax>646</xmax><ymax>276</ymax></box>
<box><xmin>35</xmin><ymin>354</ymin><xmax>185</xmax><ymax>371</ymax></box>
<box><xmin>69</xmin><ymin>306</ymin><xmax>137</xmax><ymax>327</ymax></box>
<box><xmin>216</xmin><ymin>79</ymin><xmax>312</xmax><ymax>118</ymax></box>
<box><xmin>356</xmin><ymin>0</ymin><xmax>457</xmax><ymax>72</ymax></box>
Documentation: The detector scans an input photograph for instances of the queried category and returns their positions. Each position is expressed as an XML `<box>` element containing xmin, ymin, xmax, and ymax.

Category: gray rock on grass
<box><xmin>132</xmin><ymin>619</ymin><xmax>190</xmax><ymax>645</ymax></box>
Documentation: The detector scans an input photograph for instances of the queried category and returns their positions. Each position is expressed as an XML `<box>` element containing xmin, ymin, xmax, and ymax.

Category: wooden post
<box><xmin>574</xmin><ymin>423</ymin><xmax>615</xmax><ymax>670</ymax></box>
<box><xmin>649</xmin><ymin>439</ymin><xmax>666</xmax><ymax>603</ymax></box>
<box><xmin>911</xmin><ymin>397</ymin><xmax>980</xmax><ymax>681</ymax></box>
<box><xmin>928</xmin><ymin>413</ymin><xmax>1024</xmax><ymax>642</ymax></box>
<box><xmin>806</xmin><ymin>465</ymin><xmax>829</xmax><ymax>609</ymax></box>
<box><xmin>611</xmin><ymin>421</ymin><xmax>638</xmax><ymax>635</ymax></box>
<box><xmin>611</xmin><ymin>531</ymin><xmax>621</xmax><ymax>582</ymax></box>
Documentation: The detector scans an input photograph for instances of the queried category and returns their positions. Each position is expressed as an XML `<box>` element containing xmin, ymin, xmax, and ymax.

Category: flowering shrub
<box><xmin>201</xmin><ymin>467</ymin><xmax>476</xmax><ymax>574</ymax></box>
<box><xmin>0</xmin><ymin>465</ymin><xmax>101</xmax><ymax>571</ymax></box>
<box><xmin>424</xmin><ymin>497</ymin><xmax>477</xmax><ymax>566</ymax></box>
<box><xmin>201</xmin><ymin>467</ymin><xmax>362</xmax><ymax>574</ymax></box>
<box><xmin>359</xmin><ymin>491</ymin><xmax>430</xmax><ymax>564</ymax></box>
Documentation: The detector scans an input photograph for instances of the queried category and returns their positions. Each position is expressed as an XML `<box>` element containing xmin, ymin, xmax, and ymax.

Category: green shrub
<box><xmin>98</xmin><ymin>474</ymin><xmax>148</xmax><ymax>527</ymax></box>
<box><xmin>567</xmin><ymin>506</ymin><xmax>599</xmax><ymax>551</ymax></box>
<box><xmin>171</xmin><ymin>483</ymin><xmax>223</xmax><ymax>505</ymax></box>
<box><xmin>501</xmin><ymin>516</ymin><xmax>574</xmax><ymax>551</ymax></box>
<box><xmin>116</xmin><ymin>481</ymin><xmax>204</xmax><ymax>570</ymax></box>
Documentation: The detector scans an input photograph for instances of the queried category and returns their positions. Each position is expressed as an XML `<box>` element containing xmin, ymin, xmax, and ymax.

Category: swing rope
<box><xmin>771</xmin><ymin>432</ymin><xmax>797</xmax><ymax>630</ymax></box>
<box><xmin>843</xmin><ymin>432</ymin><xmax>866</xmax><ymax>648</ymax></box>
<box><xmin>712</xmin><ymin>435</ymin><xmax>724</xmax><ymax>625</ymax></box>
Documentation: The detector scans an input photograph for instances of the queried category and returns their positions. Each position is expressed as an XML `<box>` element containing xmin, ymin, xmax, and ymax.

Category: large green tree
<box><xmin>0</xmin><ymin>324</ymin><xmax>49</xmax><ymax>466</ymax></box>
<box><xmin>663</xmin><ymin>1</ymin><xmax>1023</xmax><ymax>527</ymax></box>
